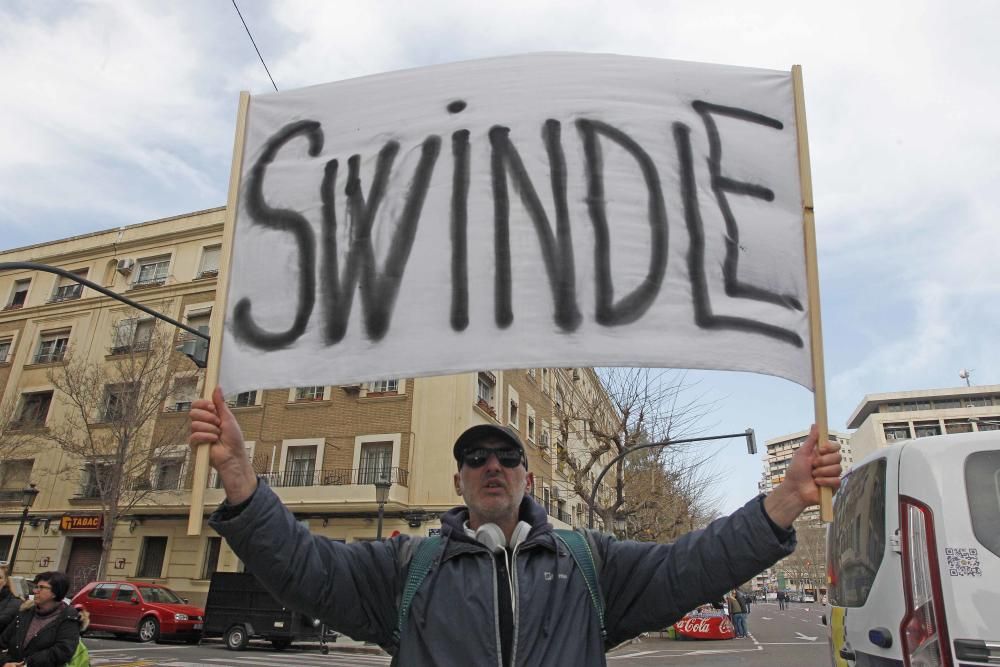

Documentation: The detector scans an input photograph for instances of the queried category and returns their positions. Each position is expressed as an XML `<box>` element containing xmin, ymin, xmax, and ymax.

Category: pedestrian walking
<box><xmin>777</xmin><ymin>590</ymin><xmax>787</xmax><ymax>611</ymax></box>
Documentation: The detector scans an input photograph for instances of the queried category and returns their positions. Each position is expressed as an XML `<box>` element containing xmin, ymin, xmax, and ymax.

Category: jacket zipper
<box><xmin>509</xmin><ymin>543</ymin><xmax>523</xmax><ymax>667</ymax></box>
<box><xmin>489</xmin><ymin>552</ymin><xmax>504</xmax><ymax>667</ymax></box>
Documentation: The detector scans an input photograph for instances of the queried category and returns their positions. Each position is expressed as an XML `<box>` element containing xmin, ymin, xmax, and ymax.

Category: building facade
<box><xmin>847</xmin><ymin>384</ymin><xmax>1000</xmax><ymax>462</ymax></box>
<box><xmin>0</xmin><ymin>208</ymin><xmax>612</xmax><ymax>605</ymax></box>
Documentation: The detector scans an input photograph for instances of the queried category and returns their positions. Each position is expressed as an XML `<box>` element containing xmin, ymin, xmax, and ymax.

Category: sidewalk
<box><xmin>325</xmin><ymin>635</ymin><xmax>389</xmax><ymax>656</ymax></box>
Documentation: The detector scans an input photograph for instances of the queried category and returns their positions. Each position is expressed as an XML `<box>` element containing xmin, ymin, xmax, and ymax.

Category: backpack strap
<box><xmin>395</xmin><ymin>535</ymin><xmax>443</xmax><ymax>642</ymax></box>
<box><xmin>554</xmin><ymin>529</ymin><xmax>606</xmax><ymax>641</ymax></box>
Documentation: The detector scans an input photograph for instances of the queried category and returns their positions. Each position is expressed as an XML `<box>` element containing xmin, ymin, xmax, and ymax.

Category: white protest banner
<box><xmin>218</xmin><ymin>53</ymin><xmax>813</xmax><ymax>394</ymax></box>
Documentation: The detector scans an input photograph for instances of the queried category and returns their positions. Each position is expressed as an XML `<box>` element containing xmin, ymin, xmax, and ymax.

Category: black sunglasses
<box><xmin>462</xmin><ymin>447</ymin><xmax>524</xmax><ymax>469</ymax></box>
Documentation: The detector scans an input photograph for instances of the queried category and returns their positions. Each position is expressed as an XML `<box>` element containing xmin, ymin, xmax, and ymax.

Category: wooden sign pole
<box><xmin>188</xmin><ymin>91</ymin><xmax>251</xmax><ymax>536</ymax></box>
<box><xmin>792</xmin><ymin>66</ymin><xmax>833</xmax><ymax>522</ymax></box>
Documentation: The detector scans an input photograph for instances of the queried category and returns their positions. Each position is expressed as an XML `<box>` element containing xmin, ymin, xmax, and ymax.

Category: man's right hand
<box><xmin>189</xmin><ymin>386</ymin><xmax>257</xmax><ymax>504</ymax></box>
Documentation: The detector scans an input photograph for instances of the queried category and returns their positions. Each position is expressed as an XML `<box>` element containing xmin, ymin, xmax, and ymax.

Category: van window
<box><xmin>828</xmin><ymin>458</ymin><xmax>887</xmax><ymax>607</ymax></box>
<box><xmin>965</xmin><ymin>450</ymin><xmax>1000</xmax><ymax>558</ymax></box>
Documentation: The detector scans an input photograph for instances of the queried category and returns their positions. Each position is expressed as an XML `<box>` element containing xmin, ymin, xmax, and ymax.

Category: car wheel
<box><xmin>271</xmin><ymin>638</ymin><xmax>292</xmax><ymax>650</ymax></box>
<box><xmin>225</xmin><ymin>625</ymin><xmax>249</xmax><ymax>651</ymax></box>
<box><xmin>138</xmin><ymin>616</ymin><xmax>160</xmax><ymax>643</ymax></box>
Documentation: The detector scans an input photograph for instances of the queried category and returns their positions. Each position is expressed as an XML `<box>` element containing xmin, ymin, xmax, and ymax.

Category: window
<box><xmin>913</xmin><ymin>421</ymin><xmax>942</xmax><ymax>438</ymax></box>
<box><xmin>359</xmin><ymin>442</ymin><xmax>392</xmax><ymax>485</ymax></box>
<box><xmin>284</xmin><ymin>445</ymin><xmax>317</xmax><ymax>486</ymax></box>
<box><xmin>111</xmin><ymin>318</ymin><xmax>154</xmax><ymax>354</ymax></box>
<box><xmin>0</xmin><ymin>338</ymin><xmax>11</xmax><ymax>363</ymax></box>
<box><xmin>527</xmin><ymin>407</ymin><xmax>536</xmax><ymax>442</ymax></box>
<box><xmin>232</xmin><ymin>391</ymin><xmax>257</xmax><ymax>408</ymax></box>
<box><xmin>102</xmin><ymin>383</ymin><xmax>137</xmax><ymax>422</ymax></box>
<box><xmin>34</xmin><ymin>330</ymin><xmax>70</xmax><ymax>364</ymax></box>
<box><xmin>16</xmin><ymin>391</ymin><xmax>52</xmax><ymax>427</ymax></box>
<box><xmin>133</xmin><ymin>256</ymin><xmax>170</xmax><ymax>287</ymax></box>
<box><xmin>555</xmin><ymin>384</ymin><xmax>566</xmax><ymax>413</ymax></box>
<box><xmin>883</xmin><ymin>423</ymin><xmax>910</xmax><ymax>441</ymax></box>
<box><xmin>80</xmin><ymin>460</ymin><xmax>114</xmax><ymax>498</ymax></box>
<box><xmin>934</xmin><ymin>398</ymin><xmax>961</xmax><ymax>410</ymax></box>
<box><xmin>51</xmin><ymin>269</ymin><xmax>87</xmax><ymax>302</ymax></box>
<box><xmin>169</xmin><ymin>376</ymin><xmax>198</xmax><ymax>412</ymax></box>
<box><xmin>976</xmin><ymin>419</ymin><xmax>1000</xmax><ymax>432</ymax></box>
<box><xmin>153</xmin><ymin>457</ymin><xmax>185</xmax><ymax>491</ymax></box>
<box><xmin>201</xmin><ymin>537</ymin><xmax>222</xmax><ymax>579</ymax></box>
<box><xmin>137</xmin><ymin>537</ymin><xmax>168</xmax><ymax>578</ymax></box>
<box><xmin>0</xmin><ymin>460</ymin><xmax>33</xmax><ymax>490</ymax></box>
<box><xmin>965</xmin><ymin>450</ymin><xmax>1000</xmax><ymax>558</ymax></box>
<box><xmin>5</xmin><ymin>279</ymin><xmax>30</xmax><ymax>310</ymax></box>
<box><xmin>0</xmin><ymin>536</ymin><xmax>10</xmax><ymax>563</ymax></box>
<box><xmin>477</xmin><ymin>371</ymin><xmax>496</xmax><ymax>412</ymax></box>
<box><xmin>294</xmin><ymin>386</ymin><xmax>324</xmax><ymax>401</ymax></box>
<box><xmin>88</xmin><ymin>583</ymin><xmax>116</xmax><ymax>600</ymax></box>
<box><xmin>508</xmin><ymin>387</ymin><xmax>519</xmax><ymax>427</ymax></box>
<box><xmin>945</xmin><ymin>419</ymin><xmax>974</xmax><ymax>434</ymax></box>
<box><xmin>198</xmin><ymin>246</ymin><xmax>221</xmax><ymax>278</ymax></box>
<box><xmin>540</xmin><ymin>420</ymin><xmax>551</xmax><ymax>449</ymax></box>
<box><xmin>369</xmin><ymin>379</ymin><xmax>399</xmax><ymax>394</ymax></box>
<box><xmin>541</xmin><ymin>368</ymin><xmax>550</xmax><ymax>393</ymax></box>
<box><xmin>828</xmin><ymin>459</ymin><xmax>886</xmax><ymax>607</ymax></box>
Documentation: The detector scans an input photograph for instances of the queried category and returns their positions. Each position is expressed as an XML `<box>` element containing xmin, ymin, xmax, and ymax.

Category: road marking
<box><xmin>760</xmin><ymin>616</ymin><xmax>773</xmax><ymax>620</ymax></box>
<box><xmin>88</xmin><ymin>645</ymin><xmax>183</xmax><ymax>653</ymax></box>
<box><xmin>795</xmin><ymin>632</ymin><xmax>818</xmax><ymax>641</ymax></box>
<box><xmin>758</xmin><ymin>642</ymin><xmax>827</xmax><ymax>646</ymax></box>
<box><xmin>609</xmin><ymin>651</ymin><xmax>660</xmax><ymax>658</ymax></box>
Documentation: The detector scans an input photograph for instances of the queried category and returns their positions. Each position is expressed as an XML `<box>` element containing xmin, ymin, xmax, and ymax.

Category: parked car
<box><xmin>824</xmin><ymin>432</ymin><xmax>1000</xmax><ymax>667</ymax></box>
<box><xmin>203</xmin><ymin>572</ymin><xmax>334</xmax><ymax>652</ymax></box>
<box><xmin>71</xmin><ymin>581</ymin><xmax>204</xmax><ymax>643</ymax></box>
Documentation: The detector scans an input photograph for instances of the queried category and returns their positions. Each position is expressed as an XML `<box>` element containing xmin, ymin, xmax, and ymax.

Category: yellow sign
<box><xmin>60</xmin><ymin>515</ymin><xmax>103</xmax><ymax>531</ymax></box>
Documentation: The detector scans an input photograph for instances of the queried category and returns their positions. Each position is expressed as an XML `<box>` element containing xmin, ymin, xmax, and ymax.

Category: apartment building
<box><xmin>847</xmin><ymin>384</ymin><xmax>1000</xmax><ymax>461</ymax></box>
<box><xmin>0</xmin><ymin>208</ymin><xmax>612</xmax><ymax>604</ymax></box>
<box><xmin>761</xmin><ymin>428</ymin><xmax>853</xmax><ymax>523</ymax></box>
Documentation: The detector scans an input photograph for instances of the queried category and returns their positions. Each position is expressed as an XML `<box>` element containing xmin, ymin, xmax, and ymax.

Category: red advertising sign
<box><xmin>673</xmin><ymin>613</ymin><xmax>735</xmax><ymax>640</ymax></box>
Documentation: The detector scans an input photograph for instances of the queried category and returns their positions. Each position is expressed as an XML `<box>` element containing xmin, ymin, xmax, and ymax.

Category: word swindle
<box><xmin>233</xmin><ymin>102</ymin><xmax>802</xmax><ymax>352</ymax></box>
<box><xmin>219</xmin><ymin>54</ymin><xmax>813</xmax><ymax>394</ymax></box>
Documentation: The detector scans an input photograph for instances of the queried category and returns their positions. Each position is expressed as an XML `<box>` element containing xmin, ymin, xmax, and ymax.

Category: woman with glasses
<box><xmin>0</xmin><ymin>571</ymin><xmax>86</xmax><ymax>667</ymax></box>
<box><xmin>0</xmin><ymin>567</ymin><xmax>22</xmax><ymax>637</ymax></box>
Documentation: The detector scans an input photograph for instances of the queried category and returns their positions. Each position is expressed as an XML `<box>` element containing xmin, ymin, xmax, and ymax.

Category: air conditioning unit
<box><xmin>116</xmin><ymin>258</ymin><xmax>135</xmax><ymax>274</ymax></box>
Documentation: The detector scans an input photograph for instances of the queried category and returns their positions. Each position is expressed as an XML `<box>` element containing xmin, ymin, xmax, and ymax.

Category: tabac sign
<box><xmin>60</xmin><ymin>515</ymin><xmax>103</xmax><ymax>531</ymax></box>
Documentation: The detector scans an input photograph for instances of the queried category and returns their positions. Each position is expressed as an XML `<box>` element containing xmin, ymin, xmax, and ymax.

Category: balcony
<box><xmin>108</xmin><ymin>340</ymin><xmax>151</xmax><ymax>355</ymax></box>
<box><xmin>49</xmin><ymin>284</ymin><xmax>83</xmax><ymax>302</ymax></box>
<box><xmin>209</xmin><ymin>466</ymin><xmax>410</xmax><ymax>489</ymax></box>
<box><xmin>32</xmin><ymin>350</ymin><xmax>66</xmax><ymax>364</ymax></box>
<box><xmin>164</xmin><ymin>401</ymin><xmax>192</xmax><ymax>413</ymax></box>
<box><xmin>129</xmin><ymin>278</ymin><xmax>166</xmax><ymax>290</ymax></box>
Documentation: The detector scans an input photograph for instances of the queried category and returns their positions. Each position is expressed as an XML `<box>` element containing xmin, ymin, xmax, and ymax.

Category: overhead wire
<box><xmin>231</xmin><ymin>0</ymin><xmax>279</xmax><ymax>92</ymax></box>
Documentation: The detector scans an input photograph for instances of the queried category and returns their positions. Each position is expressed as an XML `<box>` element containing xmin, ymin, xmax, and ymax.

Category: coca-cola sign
<box><xmin>673</xmin><ymin>614</ymin><xmax>735</xmax><ymax>640</ymax></box>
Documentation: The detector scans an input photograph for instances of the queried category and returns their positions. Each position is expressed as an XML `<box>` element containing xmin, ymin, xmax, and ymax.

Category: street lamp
<box><xmin>374</xmin><ymin>474</ymin><xmax>392</xmax><ymax>540</ymax></box>
<box><xmin>588</xmin><ymin>429</ymin><xmax>756</xmax><ymax>529</ymax></box>
<box><xmin>613</xmin><ymin>513</ymin><xmax>627</xmax><ymax>537</ymax></box>
<box><xmin>8</xmin><ymin>483</ymin><xmax>39</xmax><ymax>573</ymax></box>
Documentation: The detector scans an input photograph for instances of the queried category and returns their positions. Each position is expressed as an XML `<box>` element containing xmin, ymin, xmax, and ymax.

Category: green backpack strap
<box><xmin>67</xmin><ymin>639</ymin><xmax>89</xmax><ymax>667</ymax></box>
<box><xmin>554</xmin><ymin>529</ymin><xmax>606</xmax><ymax>641</ymax></box>
<box><xmin>396</xmin><ymin>535</ymin><xmax>443</xmax><ymax>642</ymax></box>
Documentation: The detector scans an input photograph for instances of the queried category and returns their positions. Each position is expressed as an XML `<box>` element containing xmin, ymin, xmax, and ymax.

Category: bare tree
<box><xmin>0</xmin><ymin>395</ymin><xmax>44</xmax><ymax>493</ymax></box>
<box><xmin>775</xmin><ymin>521</ymin><xmax>827</xmax><ymax>594</ymax></box>
<box><xmin>554</xmin><ymin>368</ymin><xmax>719</xmax><ymax>531</ymax></box>
<box><xmin>47</xmin><ymin>319</ymin><xmax>196</xmax><ymax>578</ymax></box>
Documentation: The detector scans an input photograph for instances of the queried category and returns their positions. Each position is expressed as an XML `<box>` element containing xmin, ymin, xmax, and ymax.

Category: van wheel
<box><xmin>138</xmin><ymin>617</ymin><xmax>160</xmax><ymax>643</ymax></box>
<box><xmin>271</xmin><ymin>638</ymin><xmax>292</xmax><ymax>650</ymax></box>
<box><xmin>225</xmin><ymin>625</ymin><xmax>249</xmax><ymax>650</ymax></box>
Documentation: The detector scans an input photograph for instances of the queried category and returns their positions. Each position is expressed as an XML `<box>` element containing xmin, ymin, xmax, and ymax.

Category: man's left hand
<box><xmin>763</xmin><ymin>424</ymin><xmax>843</xmax><ymax>529</ymax></box>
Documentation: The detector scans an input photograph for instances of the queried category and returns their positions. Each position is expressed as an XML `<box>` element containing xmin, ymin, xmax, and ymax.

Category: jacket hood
<box><xmin>440</xmin><ymin>493</ymin><xmax>552</xmax><ymax>540</ymax></box>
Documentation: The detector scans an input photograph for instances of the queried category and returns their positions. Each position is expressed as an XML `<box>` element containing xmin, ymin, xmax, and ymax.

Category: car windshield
<box><xmin>138</xmin><ymin>586</ymin><xmax>184</xmax><ymax>604</ymax></box>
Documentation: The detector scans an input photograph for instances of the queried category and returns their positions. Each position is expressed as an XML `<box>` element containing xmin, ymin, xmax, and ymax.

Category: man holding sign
<box><xmin>190</xmin><ymin>387</ymin><xmax>840</xmax><ymax>666</ymax></box>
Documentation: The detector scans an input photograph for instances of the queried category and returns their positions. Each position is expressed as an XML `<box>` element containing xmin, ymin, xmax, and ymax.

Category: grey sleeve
<box><xmin>208</xmin><ymin>480</ymin><xmax>407</xmax><ymax>645</ymax></box>
<box><xmin>592</xmin><ymin>495</ymin><xmax>796</xmax><ymax>644</ymax></box>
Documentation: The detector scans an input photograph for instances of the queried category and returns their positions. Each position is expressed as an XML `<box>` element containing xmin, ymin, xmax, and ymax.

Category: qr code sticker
<box><xmin>945</xmin><ymin>547</ymin><xmax>982</xmax><ymax>577</ymax></box>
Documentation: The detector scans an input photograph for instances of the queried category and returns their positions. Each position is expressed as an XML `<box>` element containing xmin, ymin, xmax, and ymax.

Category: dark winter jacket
<box><xmin>0</xmin><ymin>588</ymin><xmax>22</xmax><ymax>636</ymax></box>
<box><xmin>210</xmin><ymin>480</ymin><xmax>796</xmax><ymax>666</ymax></box>
<box><xmin>0</xmin><ymin>599</ymin><xmax>85</xmax><ymax>667</ymax></box>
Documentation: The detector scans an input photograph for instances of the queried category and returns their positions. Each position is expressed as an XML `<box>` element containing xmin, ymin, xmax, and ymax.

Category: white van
<box><xmin>824</xmin><ymin>431</ymin><xmax>1000</xmax><ymax>667</ymax></box>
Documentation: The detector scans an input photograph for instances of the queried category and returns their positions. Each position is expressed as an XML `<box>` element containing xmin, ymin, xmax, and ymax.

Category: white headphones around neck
<box><xmin>470</xmin><ymin>521</ymin><xmax>532</xmax><ymax>553</ymax></box>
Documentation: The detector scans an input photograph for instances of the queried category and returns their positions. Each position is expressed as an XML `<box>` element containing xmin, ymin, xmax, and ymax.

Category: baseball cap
<box><xmin>453</xmin><ymin>424</ymin><xmax>527</xmax><ymax>467</ymax></box>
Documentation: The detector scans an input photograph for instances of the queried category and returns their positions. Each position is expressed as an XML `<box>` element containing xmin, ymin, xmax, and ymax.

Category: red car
<box><xmin>72</xmin><ymin>581</ymin><xmax>204</xmax><ymax>643</ymax></box>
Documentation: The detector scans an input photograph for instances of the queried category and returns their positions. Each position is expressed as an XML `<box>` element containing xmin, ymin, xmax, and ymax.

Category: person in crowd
<box><xmin>727</xmin><ymin>590</ymin><xmax>746</xmax><ymax>638</ymax></box>
<box><xmin>777</xmin><ymin>590</ymin><xmax>787</xmax><ymax>610</ymax></box>
<box><xmin>190</xmin><ymin>387</ymin><xmax>842</xmax><ymax>666</ymax></box>
<box><xmin>0</xmin><ymin>567</ymin><xmax>23</xmax><ymax>638</ymax></box>
<box><xmin>0</xmin><ymin>572</ymin><xmax>86</xmax><ymax>667</ymax></box>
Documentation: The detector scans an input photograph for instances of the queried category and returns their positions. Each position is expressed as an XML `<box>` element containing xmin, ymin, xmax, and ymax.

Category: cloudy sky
<box><xmin>3</xmin><ymin>0</ymin><xmax>998</xmax><ymax>512</ymax></box>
